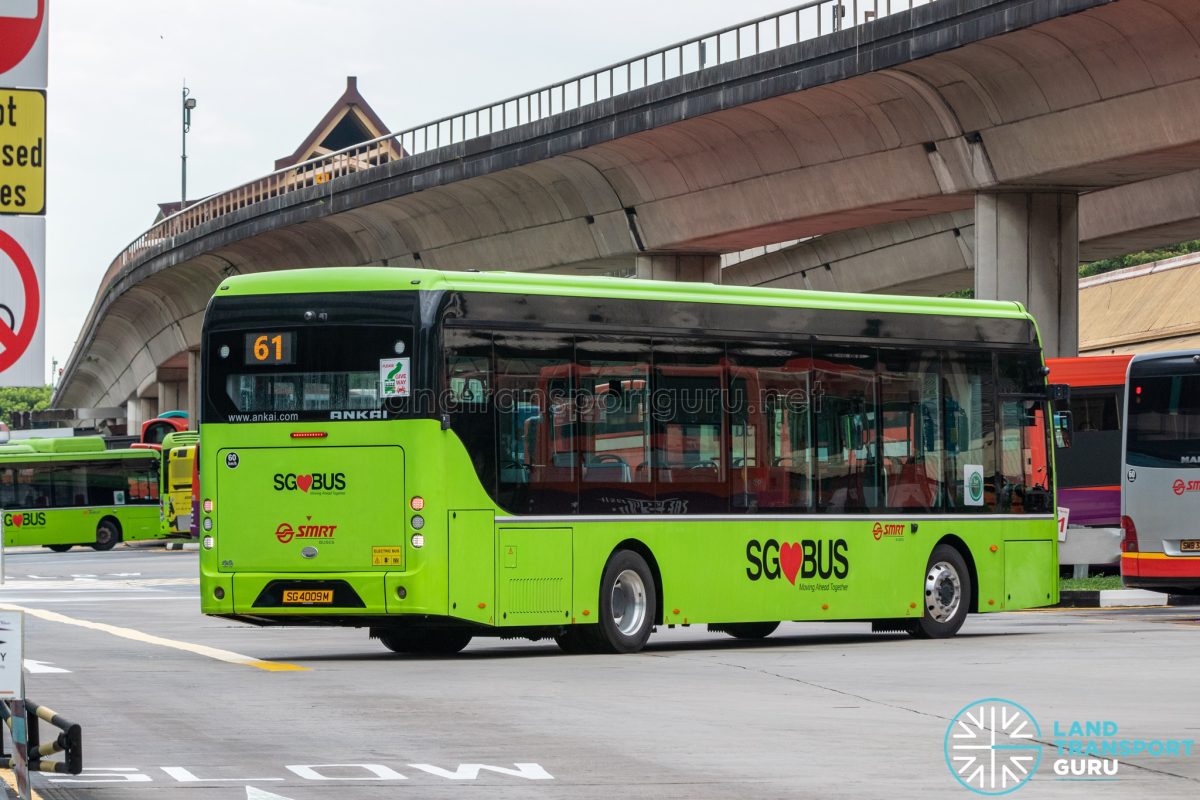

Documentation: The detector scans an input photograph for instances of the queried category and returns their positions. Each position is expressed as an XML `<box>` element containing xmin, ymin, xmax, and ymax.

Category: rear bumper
<box><xmin>1121</xmin><ymin>553</ymin><xmax>1200</xmax><ymax>592</ymax></box>
<box><xmin>200</xmin><ymin>570</ymin><xmax>447</xmax><ymax>620</ymax></box>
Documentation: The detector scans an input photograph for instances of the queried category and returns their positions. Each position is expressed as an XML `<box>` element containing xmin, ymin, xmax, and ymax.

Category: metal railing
<box><xmin>98</xmin><ymin>0</ymin><xmax>937</xmax><ymax>291</ymax></box>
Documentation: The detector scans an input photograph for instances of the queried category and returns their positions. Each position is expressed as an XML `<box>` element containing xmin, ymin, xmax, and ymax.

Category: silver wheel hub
<box><xmin>925</xmin><ymin>561</ymin><xmax>961</xmax><ymax>623</ymax></box>
<box><xmin>611</xmin><ymin>569</ymin><xmax>647</xmax><ymax>636</ymax></box>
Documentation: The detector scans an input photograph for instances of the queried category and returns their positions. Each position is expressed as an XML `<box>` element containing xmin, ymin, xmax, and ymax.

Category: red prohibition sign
<box><xmin>0</xmin><ymin>0</ymin><xmax>45</xmax><ymax>75</ymax></box>
<box><xmin>0</xmin><ymin>228</ymin><xmax>40</xmax><ymax>373</ymax></box>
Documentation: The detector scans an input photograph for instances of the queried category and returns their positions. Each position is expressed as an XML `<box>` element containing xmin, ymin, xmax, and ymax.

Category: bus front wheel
<box><xmin>909</xmin><ymin>544</ymin><xmax>971</xmax><ymax>639</ymax></box>
<box><xmin>92</xmin><ymin>520</ymin><xmax>122</xmax><ymax>552</ymax></box>
<box><xmin>587</xmin><ymin>549</ymin><xmax>657</xmax><ymax>654</ymax></box>
<box><xmin>376</xmin><ymin>629</ymin><xmax>472</xmax><ymax>655</ymax></box>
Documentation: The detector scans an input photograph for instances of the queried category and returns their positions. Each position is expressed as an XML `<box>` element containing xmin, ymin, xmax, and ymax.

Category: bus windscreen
<box><xmin>1127</xmin><ymin>373</ymin><xmax>1200</xmax><ymax>467</ymax></box>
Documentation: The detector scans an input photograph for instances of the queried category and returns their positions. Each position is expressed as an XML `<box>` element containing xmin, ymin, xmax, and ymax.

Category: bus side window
<box><xmin>494</xmin><ymin>332</ymin><xmax>576</xmax><ymax>515</ymax></box>
<box><xmin>879</xmin><ymin>348</ymin><xmax>943</xmax><ymax>511</ymax></box>
<box><xmin>942</xmin><ymin>352</ymin><xmax>997</xmax><ymax>512</ymax></box>
<box><xmin>444</xmin><ymin>328</ymin><xmax>497</xmax><ymax>499</ymax></box>
<box><xmin>812</xmin><ymin>347</ymin><xmax>878</xmax><ymax>512</ymax></box>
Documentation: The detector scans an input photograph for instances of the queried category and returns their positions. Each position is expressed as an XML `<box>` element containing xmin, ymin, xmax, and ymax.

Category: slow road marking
<box><xmin>0</xmin><ymin>603</ymin><xmax>306</xmax><ymax>672</ymax></box>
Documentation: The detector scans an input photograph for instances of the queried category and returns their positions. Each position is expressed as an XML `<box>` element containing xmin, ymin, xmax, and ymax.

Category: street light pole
<box><xmin>181</xmin><ymin>84</ymin><xmax>197</xmax><ymax>209</ymax></box>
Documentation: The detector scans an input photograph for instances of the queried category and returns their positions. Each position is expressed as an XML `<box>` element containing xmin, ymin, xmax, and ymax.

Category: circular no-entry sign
<box><xmin>0</xmin><ymin>228</ymin><xmax>40</xmax><ymax>372</ymax></box>
<box><xmin>0</xmin><ymin>0</ymin><xmax>45</xmax><ymax>75</ymax></box>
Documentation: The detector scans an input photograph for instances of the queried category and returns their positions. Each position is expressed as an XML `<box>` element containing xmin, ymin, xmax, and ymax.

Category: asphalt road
<box><xmin>0</xmin><ymin>546</ymin><xmax>1196</xmax><ymax>799</ymax></box>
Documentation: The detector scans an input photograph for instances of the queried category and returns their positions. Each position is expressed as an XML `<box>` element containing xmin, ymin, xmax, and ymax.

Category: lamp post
<box><xmin>181</xmin><ymin>84</ymin><xmax>197</xmax><ymax>209</ymax></box>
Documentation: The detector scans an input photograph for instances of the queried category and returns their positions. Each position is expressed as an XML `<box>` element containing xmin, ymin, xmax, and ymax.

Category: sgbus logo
<box><xmin>272</xmin><ymin>472</ymin><xmax>346</xmax><ymax>493</ymax></box>
<box><xmin>3</xmin><ymin>511</ymin><xmax>46</xmax><ymax>528</ymax></box>
<box><xmin>745</xmin><ymin>539</ymin><xmax>849</xmax><ymax>582</ymax></box>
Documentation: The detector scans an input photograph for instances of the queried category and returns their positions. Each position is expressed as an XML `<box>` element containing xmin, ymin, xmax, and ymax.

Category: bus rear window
<box><xmin>1128</xmin><ymin>374</ymin><xmax>1200</xmax><ymax>467</ymax></box>
<box><xmin>205</xmin><ymin>325</ymin><xmax>414</xmax><ymax>422</ymax></box>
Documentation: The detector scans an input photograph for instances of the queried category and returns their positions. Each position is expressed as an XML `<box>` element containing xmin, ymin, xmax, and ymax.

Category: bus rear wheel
<box><xmin>376</xmin><ymin>629</ymin><xmax>472</xmax><ymax>655</ymax></box>
<box><xmin>909</xmin><ymin>544</ymin><xmax>971</xmax><ymax>639</ymax></box>
<box><xmin>46</xmin><ymin>544</ymin><xmax>72</xmax><ymax>553</ymax></box>
<box><xmin>554</xmin><ymin>628</ymin><xmax>593</xmax><ymax>654</ymax></box>
<box><xmin>720</xmin><ymin>622</ymin><xmax>779</xmax><ymax>640</ymax></box>
<box><xmin>585</xmin><ymin>549</ymin><xmax>657</xmax><ymax>654</ymax></box>
<box><xmin>91</xmin><ymin>521</ymin><xmax>122</xmax><ymax>552</ymax></box>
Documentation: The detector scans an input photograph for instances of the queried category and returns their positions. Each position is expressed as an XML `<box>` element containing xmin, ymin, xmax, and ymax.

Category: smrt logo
<box><xmin>272</xmin><ymin>472</ymin><xmax>346</xmax><ymax>493</ymax></box>
<box><xmin>745</xmin><ymin>539</ymin><xmax>849</xmax><ymax>583</ymax></box>
<box><xmin>1172</xmin><ymin>478</ymin><xmax>1200</xmax><ymax>496</ymax></box>
<box><xmin>275</xmin><ymin>521</ymin><xmax>338</xmax><ymax>544</ymax></box>
<box><xmin>3</xmin><ymin>511</ymin><xmax>45</xmax><ymax>528</ymax></box>
<box><xmin>872</xmin><ymin>522</ymin><xmax>904</xmax><ymax>540</ymax></box>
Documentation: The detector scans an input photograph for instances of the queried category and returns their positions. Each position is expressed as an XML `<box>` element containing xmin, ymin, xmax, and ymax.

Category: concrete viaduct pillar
<box><xmin>974</xmin><ymin>193</ymin><xmax>1079</xmax><ymax>358</ymax></box>
<box><xmin>636</xmin><ymin>255</ymin><xmax>721</xmax><ymax>283</ymax></box>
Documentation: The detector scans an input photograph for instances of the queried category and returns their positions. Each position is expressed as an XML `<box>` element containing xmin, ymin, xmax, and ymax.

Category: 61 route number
<box><xmin>244</xmin><ymin>332</ymin><xmax>294</xmax><ymax>365</ymax></box>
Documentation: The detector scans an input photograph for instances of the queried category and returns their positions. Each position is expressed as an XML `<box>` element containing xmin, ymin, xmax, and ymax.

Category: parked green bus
<box><xmin>159</xmin><ymin>431</ymin><xmax>198</xmax><ymax>537</ymax></box>
<box><xmin>199</xmin><ymin>268</ymin><xmax>1060</xmax><ymax>654</ymax></box>
<box><xmin>0</xmin><ymin>437</ymin><xmax>165</xmax><ymax>552</ymax></box>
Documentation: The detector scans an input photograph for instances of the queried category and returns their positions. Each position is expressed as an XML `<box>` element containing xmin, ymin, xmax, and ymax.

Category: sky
<box><xmin>40</xmin><ymin>0</ymin><xmax>792</xmax><ymax>387</ymax></box>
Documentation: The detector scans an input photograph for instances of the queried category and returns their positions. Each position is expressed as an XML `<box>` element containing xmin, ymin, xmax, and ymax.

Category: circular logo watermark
<box><xmin>945</xmin><ymin>698</ymin><xmax>1042</xmax><ymax>795</ymax></box>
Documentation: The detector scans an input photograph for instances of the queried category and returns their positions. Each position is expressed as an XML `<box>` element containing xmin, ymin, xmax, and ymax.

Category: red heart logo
<box><xmin>296</xmin><ymin>474</ymin><xmax>313</xmax><ymax>493</ymax></box>
<box><xmin>779</xmin><ymin>542</ymin><xmax>802</xmax><ymax>585</ymax></box>
<box><xmin>11</xmin><ymin>515</ymin><xmax>23</xmax><ymax>528</ymax></box>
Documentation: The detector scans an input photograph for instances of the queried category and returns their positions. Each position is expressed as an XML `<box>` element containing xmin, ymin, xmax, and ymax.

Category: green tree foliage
<box><xmin>0</xmin><ymin>385</ymin><xmax>52</xmax><ymax>427</ymax></box>
<box><xmin>1079</xmin><ymin>240</ymin><xmax>1200</xmax><ymax>278</ymax></box>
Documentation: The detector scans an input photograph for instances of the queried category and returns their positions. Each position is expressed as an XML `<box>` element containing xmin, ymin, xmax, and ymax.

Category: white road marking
<box><xmin>246</xmin><ymin>788</ymin><xmax>295</xmax><ymax>800</ymax></box>
<box><xmin>24</xmin><ymin>658</ymin><xmax>69</xmax><ymax>673</ymax></box>
<box><xmin>0</xmin><ymin>603</ymin><xmax>306</xmax><ymax>672</ymax></box>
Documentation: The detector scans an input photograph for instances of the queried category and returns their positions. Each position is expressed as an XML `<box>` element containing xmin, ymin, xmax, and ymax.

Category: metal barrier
<box><xmin>0</xmin><ymin>700</ymin><xmax>83</xmax><ymax>776</ymax></box>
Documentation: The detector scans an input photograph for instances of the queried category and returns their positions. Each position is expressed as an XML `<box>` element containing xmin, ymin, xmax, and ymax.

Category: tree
<box><xmin>0</xmin><ymin>385</ymin><xmax>52</xmax><ymax>427</ymax></box>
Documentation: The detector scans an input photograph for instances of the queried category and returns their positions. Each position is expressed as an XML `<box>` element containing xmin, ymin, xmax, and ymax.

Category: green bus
<box><xmin>199</xmin><ymin>268</ymin><xmax>1060</xmax><ymax>654</ymax></box>
<box><xmin>159</xmin><ymin>430</ymin><xmax>198</xmax><ymax>537</ymax></box>
<box><xmin>0</xmin><ymin>437</ymin><xmax>165</xmax><ymax>552</ymax></box>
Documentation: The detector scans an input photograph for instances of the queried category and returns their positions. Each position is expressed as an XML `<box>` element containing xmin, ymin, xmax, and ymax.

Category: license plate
<box><xmin>282</xmin><ymin>589</ymin><xmax>333</xmax><ymax>604</ymax></box>
<box><xmin>1182</xmin><ymin>540</ymin><xmax>1200</xmax><ymax>553</ymax></box>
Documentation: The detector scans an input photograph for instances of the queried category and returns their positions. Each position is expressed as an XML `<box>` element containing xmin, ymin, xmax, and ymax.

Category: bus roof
<box><xmin>24</xmin><ymin>436</ymin><xmax>107</xmax><ymax>454</ymax></box>
<box><xmin>0</xmin><ymin>445</ymin><xmax>158</xmax><ymax>463</ymax></box>
<box><xmin>214</xmin><ymin>267</ymin><xmax>1032</xmax><ymax>322</ymax></box>
<box><xmin>1047</xmin><ymin>355</ymin><xmax>1133</xmax><ymax>388</ymax></box>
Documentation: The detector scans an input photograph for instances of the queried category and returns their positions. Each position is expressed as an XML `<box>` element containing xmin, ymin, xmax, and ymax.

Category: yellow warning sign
<box><xmin>372</xmin><ymin>546</ymin><xmax>403</xmax><ymax>567</ymax></box>
<box><xmin>0</xmin><ymin>89</ymin><xmax>45</xmax><ymax>215</ymax></box>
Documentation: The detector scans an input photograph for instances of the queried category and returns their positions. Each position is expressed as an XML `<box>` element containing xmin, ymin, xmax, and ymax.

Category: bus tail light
<box><xmin>410</xmin><ymin>496</ymin><xmax>424</xmax><ymax>511</ymax></box>
<box><xmin>290</xmin><ymin>431</ymin><xmax>327</xmax><ymax>439</ymax></box>
<box><xmin>1120</xmin><ymin>515</ymin><xmax>1138</xmax><ymax>553</ymax></box>
<box><xmin>202</xmin><ymin>536</ymin><xmax>214</xmax><ymax>550</ymax></box>
<box><xmin>203</xmin><ymin>498</ymin><xmax>213</xmax><ymax>513</ymax></box>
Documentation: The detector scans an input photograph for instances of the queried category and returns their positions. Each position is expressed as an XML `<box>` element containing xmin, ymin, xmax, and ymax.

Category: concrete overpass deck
<box><xmin>56</xmin><ymin>0</ymin><xmax>1200</xmax><ymax>421</ymax></box>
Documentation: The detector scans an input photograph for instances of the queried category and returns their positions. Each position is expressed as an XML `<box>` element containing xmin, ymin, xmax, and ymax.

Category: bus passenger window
<box><xmin>879</xmin><ymin>349</ymin><xmax>942</xmax><ymax>511</ymax></box>
<box><xmin>494</xmin><ymin>333</ymin><xmax>576</xmax><ymax>515</ymax></box>
<box><xmin>652</xmin><ymin>339</ymin><xmax>727</xmax><ymax>514</ymax></box>
<box><xmin>942</xmin><ymin>352</ymin><xmax>997</xmax><ymax>512</ymax></box>
<box><xmin>727</xmin><ymin>342</ymin><xmax>813</xmax><ymax>513</ymax></box>
<box><xmin>444</xmin><ymin>329</ymin><xmax>496</xmax><ymax>499</ymax></box>
<box><xmin>812</xmin><ymin>347</ymin><xmax>878</xmax><ymax>512</ymax></box>
<box><xmin>577</xmin><ymin>337</ymin><xmax>651</xmax><ymax>514</ymax></box>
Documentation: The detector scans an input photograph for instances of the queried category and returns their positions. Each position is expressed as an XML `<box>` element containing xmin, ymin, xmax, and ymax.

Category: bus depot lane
<box><xmin>2</xmin><ymin>547</ymin><xmax>1199</xmax><ymax>799</ymax></box>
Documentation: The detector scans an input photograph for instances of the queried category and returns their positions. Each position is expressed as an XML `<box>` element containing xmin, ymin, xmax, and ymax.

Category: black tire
<box><xmin>46</xmin><ymin>544</ymin><xmax>73</xmax><ymax>553</ymax></box>
<box><xmin>721</xmin><ymin>622</ymin><xmax>779</xmax><ymax>640</ymax></box>
<box><xmin>909</xmin><ymin>543</ymin><xmax>972</xmax><ymax>639</ymax></box>
<box><xmin>91</xmin><ymin>520</ymin><xmax>122</xmax><ymax>551</ymax></box>
<box><xmin>554</xmin><ymin>628</ymin><xmax>593</xmax><ymax>654</ymax></box>
<box><xmin>585</xmin><ymin>549</ymin><xmax>657</xmax><ymax>654</ymax></box>
<box><xmin>376</xmin><ymin>629</ymin><xmax>472</xmax><ymax>655</ymax></box>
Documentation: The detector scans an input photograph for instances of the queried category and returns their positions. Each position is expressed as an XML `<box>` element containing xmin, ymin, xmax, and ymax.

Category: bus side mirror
<box><xmin>1053</xmin><ymin>411</ymin><xmax>1072</xmax><ymax>449</ymax></box>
